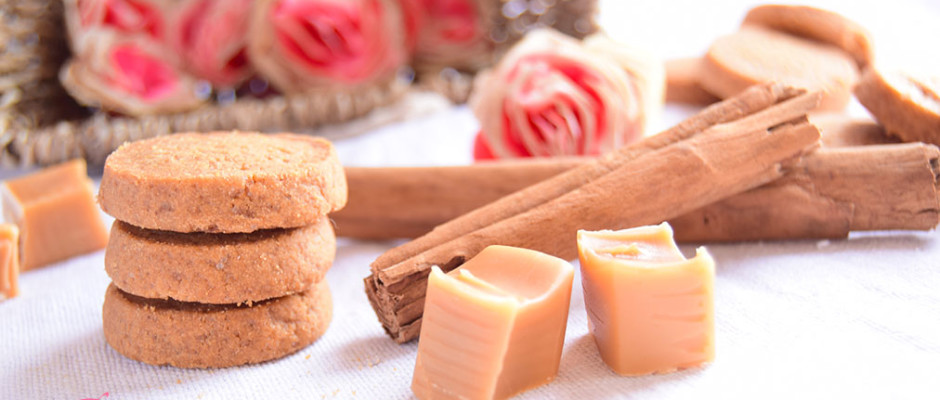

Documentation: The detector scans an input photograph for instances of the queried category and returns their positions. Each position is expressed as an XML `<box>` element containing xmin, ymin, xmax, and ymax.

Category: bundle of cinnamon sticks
<box><xmin>353</xmin><ymin>83</ymin><xmax>940</xmax><ymax>343</ymax></box>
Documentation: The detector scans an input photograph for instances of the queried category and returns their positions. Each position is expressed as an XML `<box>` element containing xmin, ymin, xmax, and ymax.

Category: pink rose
<box><xmin>248</xmin><ymin>0</ymin><xmax>406</xmax><ymax>93</ymax></box>
<box><xmin>74</xmin><ymin>0</ymin><xmax>165</xmax><ymax>38</ymax></box>
<box><xmin>60</xmin><ymin>32</ymin><xmax>203</xmax><ymax>115</ymax></box>
<box><xmin>422</xmin><ymin>0</ymin><xmax>478</xmax><ymax>43</ymax></box>
<box><xmin>172</xmin><ymin>0</ymin><xmax>254</xmax><ymax>87</ymax></box>
<box><xmin>396</xmin><ymin>0</ymin><xmax>423</xmax><ymax>53</ymax></box>
<box><xmin>409</xmin><ymin>0</ymin><xmax>491</xmax><ymax>71</ymax></box>
<box><xmin>471</xmin><ymin>29</ymin><xmax>664</xmax><ymax>159</ymax></box>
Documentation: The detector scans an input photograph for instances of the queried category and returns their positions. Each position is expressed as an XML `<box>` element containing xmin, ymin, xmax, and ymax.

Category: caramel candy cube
<box><xmin>0</xmin><ymin>224</ymin><xmax>19</xmax><ymax>299</ymax></box>
<box><xmin>412</xmin><ymin>245</ymin><xmax>574</xmax><ymax>400</ymax></box>
<box><xmin>1</xmin><ymin>159</ymin><xmax>109</xmax><ymax>271</ymax></box>
<box><xmin>577</xmin><ymin>222</ymin><xmax>715</xmax><ymax>376</ymax></box>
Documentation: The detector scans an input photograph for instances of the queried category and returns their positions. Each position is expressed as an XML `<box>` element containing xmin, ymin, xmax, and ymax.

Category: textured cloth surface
<box><xmin>3</xmin><ymin>1</ymin><xmax>940</xmax><ymax>398</ymax></box>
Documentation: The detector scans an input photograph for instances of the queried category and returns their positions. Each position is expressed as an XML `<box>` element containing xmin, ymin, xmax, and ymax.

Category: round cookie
<box><xmin>742</xmin><ymin>4</ymin><xmax>874</xmax><ymax>68</ymax></box>
<box><xmin>699</xmin><ymin>27</ymin><xmax>859</xmax><ymax>111</ymax></box>
<box><xmin>103</xmin><ymin>280</ymin><xmax>332</xmax><ymax>368</ymax></box>
<box><xmin>665</xmin><ymin>57</ymin><xmax>720</xmax><ymax>105</ymax></box>
<box><xmin>106</xmin><ymin>217</ymin><xmax>335</xmax><ymax>304</ymax></box>
<box><xmin>854</xmin><ymin>68</ymin><xmax>940</xmax><ymax>147</ymax></box>
<box><xmin>99</xmin><ymin>132</ymin><xmax>348</xmax><ymax>233</ymax></box>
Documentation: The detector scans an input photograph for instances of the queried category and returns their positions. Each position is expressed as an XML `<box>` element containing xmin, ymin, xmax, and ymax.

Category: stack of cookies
<box><xmin>98</xmin><ymin>132</ymin><xmax>347</xmax><ymax>368</ymax></box>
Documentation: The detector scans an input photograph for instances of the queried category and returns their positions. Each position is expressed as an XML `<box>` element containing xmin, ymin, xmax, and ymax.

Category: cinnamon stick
<box><xmin>371</xmin><ymin>83</ymin><xmax>810</xmax><ymax>270</ymax></box>
<box><xmin>334</xmin><ymin>158</ymin><xmax>583</xmax><ymax>239</ymax></box>
<box><xmin>365</xmin><ymin>84</ymin><xmax>822</xmax><ymax>343</ymax></box>
<box><xmin>671</xmin><ymin>142</ymin><xmax>940</xmax><ymax>240</ymax></box>
<box><xmin>810</xmin><ymin>113</ymin><xmax>899</xmax><ymax>147</ymax></box>
<box><xmin>336</xmin><ymin>143</ymin><xmax>940</xmax><ymax>241</ymax></box>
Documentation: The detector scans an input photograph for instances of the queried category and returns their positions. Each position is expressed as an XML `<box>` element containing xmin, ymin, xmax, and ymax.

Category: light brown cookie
<box><xmin>103</xmin><ymin>280</ymin><xmax>332</xmax><ymax>368</ymax></box>
<box><xmin>742</xmin><ymin>4</ymin><xmax>874</xmax><ymax>69</ymax></box>
<box><xmin>854</xmin><ymin>68</ymin><xmax>940</xmax><ymax>146</ymax></box>
<box><xmin>809</xmin><ymin>113</ymin><xmax>898</xmax><ymax>147</ymax></box>
<box><xmin>699</xmin><ymin>27</ymin><xmax>858</xmax><ymax>111</ymax></box>
<box><xmin>106</xmin><ymin>218</ymin><xmax>335</xmax><ymax>304</ymax></box>
<box><xmin>98</xmin><ymin>132</ymin><xmax>347</xmax><ymax>233</ymax></box>
<box><xmin>664</xmin><ymin>57</ymin><xmax>720</xmax><ymax>105</ymax></box>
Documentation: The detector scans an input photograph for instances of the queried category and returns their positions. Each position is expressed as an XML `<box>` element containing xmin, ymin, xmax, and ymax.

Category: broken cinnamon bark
<box><xmin>337</xmin><ymin>143</ymin><xmax>940</xmax><ymax>240</ymax></box>
<box><xmin>671</xmin><ymin>143</ymin><xmax>940</xmax><ymax>240</ymax></box>
<box><xmin>365</xmin><ymin>84</ymin><xmax>822</xmax><ymax>343</ymax></box>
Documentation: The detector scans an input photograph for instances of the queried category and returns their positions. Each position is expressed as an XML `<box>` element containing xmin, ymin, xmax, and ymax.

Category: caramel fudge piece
<box><xmin>1</xmin><ymin>159</ymin><xmax>108</xmax><ymax>271</ymax></box>
<box><xmin>98</xmin><ymin>132</ymin><xmax>348</xmax><ymax>233</ymax></box>
<box><xmin>102</xmin><ymin>280</ymin><xmax>332</xmax><ymax>368</ymax></box>
<box><xmin>0</xmin><ymin>224</ymin><xmax>19</xmax><ymax>299</ymax></box>
<box><xmin>412</xmin><ymin>245</ymin><xmax>574</xmax><ymax>400</ymax></box>
<box><xmin>106</xmin><ymin>218</ymin><xmax>335</xmax><ymax>304</ymax></box>
<box><xmin>577</xmin><ymin>223</ymin><xmax>715</xmax><ymax>376</ymax></box>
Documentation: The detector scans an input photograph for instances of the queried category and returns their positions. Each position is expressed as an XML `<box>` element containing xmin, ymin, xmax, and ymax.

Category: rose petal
<box><xmin>110</xmin><ymin>44</ymin><xmax>177</xmax><ymax>100</ymax></box>
<box><xmin>472</xmin><ymin>130</ymin><xmax>496</xmax><ymax>161</ymax></box>
<box><xmin>76</xmin><ymin>0</ymin><xmax>164</xmax><ymax>38</ymax></box>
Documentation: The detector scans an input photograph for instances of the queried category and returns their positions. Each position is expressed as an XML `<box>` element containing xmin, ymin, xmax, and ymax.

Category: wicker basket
<box><xmin>0</xmin><ymin>0</ymin><xmax>596</xmax><ymax>167</ymax></box>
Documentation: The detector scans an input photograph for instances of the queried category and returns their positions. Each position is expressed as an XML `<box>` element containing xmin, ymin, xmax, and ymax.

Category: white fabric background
<box><xmin>3</xmin><ymin>1</ymin><xmax>940</xmax><ymax>399</ymax></box>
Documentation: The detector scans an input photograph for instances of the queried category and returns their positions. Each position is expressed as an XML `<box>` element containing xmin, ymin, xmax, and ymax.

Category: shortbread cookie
<box><xmin>854</xmin><ymin>68</ymin><xmax>940</xmax><ymax>146</ymax></box>
<box><xmin>742</xmin><ymin>4</ymin><xmax>874</xmax><ymax>68</ymax></box>
<box><xmin>809</xmin><ymin>113</ymin><xmax>898</xmax><ymax>148</ymax></box>
<box><xmin>106</xmin><ymin>218</ymin><xmax>335</xmax><ymax>304</ymax></box>
<box><xmin>665</xmin><ymin>57</ymin><xmax>720</xmax><ymax>105</ymax></box>
<box><xmin>99</xmin><ymin>132</ymin><xmax>347</xmax><ymax>233</ymax></box>
<box><xmin>103</xmin><ymin>280</ymin><xmax>332</xmax><ymax>368</ymax></box>
<box><xmin>699</xmin><ymin>27</ymin><xmax>858</xmax><ymax>111</ymax></box>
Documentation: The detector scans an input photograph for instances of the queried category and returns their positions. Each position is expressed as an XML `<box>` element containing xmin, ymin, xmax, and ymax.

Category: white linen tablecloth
<box><xmin>3</xmin><ymin>1</ymin><xmax>940</xmax><ymax>398</ymax></box>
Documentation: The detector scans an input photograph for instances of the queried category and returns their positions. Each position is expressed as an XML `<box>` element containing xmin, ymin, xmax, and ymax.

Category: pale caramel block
<box><xmin>700</xmin><ymin>27</ymin><xmax>858</xmax><ymax>111</ymax></box>
<box><xmin>0</xmin><ymin>224</ymin><xmax>19</xmax><ymax>300</ymax></box>
<box><xmin>412</xmin><ymin>246</ymin><xmax>574</xmax><ymax>400</ymax></box>
<box><xmin>577</xmin><ymin>223</ymin><xmax>715</xmax><ymax>376</ymax></box>
<box><xmin>98</xmin><ymin>132</ymin><xmax>347</xmax><ymax>233</ymax></box>
<box><xmin>1</xmin><ymin>159</ymin><xmax>109</xmax><ymax>271</ymax></box>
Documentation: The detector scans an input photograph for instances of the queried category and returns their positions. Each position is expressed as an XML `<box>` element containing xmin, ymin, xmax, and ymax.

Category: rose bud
<box><xmin>60</xmin><ymin>32</ymin><xmax>204</xmax><ymax>116</ymax></box>
<box><xmin>171</xmin><ymin>0</ymin><xmax>254</xmax><ymax>88</ymax></box>
<box><xmin>248</xmin><ymin>0</ymin><xmax>407</xmax><ymax>94</ymax></box>
<box><xmin>411</xmin><ymin>0</ymin><xmax>493</xmax><ymax>72</ymax></box>
<box><xmin>470</xmin><ymin>29</ymin><xmax>664</xmax><ymax>160</ymax></box>
<box><xmin>64</xmin><ymin>0</ymin><xmax>169</xmax><ymax>52</ymax></box>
